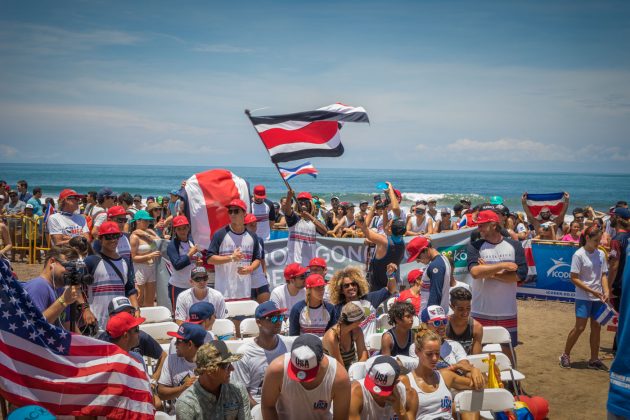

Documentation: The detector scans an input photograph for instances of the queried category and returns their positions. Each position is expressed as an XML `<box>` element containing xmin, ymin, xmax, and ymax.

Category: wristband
<box><xmin>57</xmin><ymin>296</ymin><xmax>67</xmax><ymax>308</ymax></box>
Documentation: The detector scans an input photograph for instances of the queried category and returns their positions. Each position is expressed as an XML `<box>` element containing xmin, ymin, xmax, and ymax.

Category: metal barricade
<box><xmin>0</xmin><ymin>214</ymin><xmax>50</xmax><ymax>264</ymax></box>
<box><xmin>32</xmin><ymin>215</ymin><xmax>50</xmax><ymax>264</ymax></box>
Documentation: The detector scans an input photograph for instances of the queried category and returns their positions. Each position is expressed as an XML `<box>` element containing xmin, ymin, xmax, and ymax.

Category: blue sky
<box><xmin>1</xmin><ymin>0</ymin><xmax>629</xmax><ymax>172</ymax></box>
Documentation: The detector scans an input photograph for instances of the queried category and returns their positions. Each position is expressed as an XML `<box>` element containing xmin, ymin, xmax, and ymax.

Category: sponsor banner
<box><xmin>264</xmin><ymin>229</ymin><xmax>473</xmax><ymax>289</ymax></box>
<box><xmin>517</xmin><ymin>241</ymin><xmax>579</xmax><ymax>302</ymax></box>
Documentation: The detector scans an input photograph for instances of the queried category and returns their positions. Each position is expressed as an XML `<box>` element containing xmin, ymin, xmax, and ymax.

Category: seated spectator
<box><xmin>105</xmin><ymin>311</ymin><xmax>147</xmax><ymax>368</ymax></box>
<box><xmin>329</xmin><ymin>265</ymin><xmax>396</xmax><ymax>336</ymax></box>
<box><xmin>175</xmin><ymin>266</ymin><xmax>226</xmax><ymax>325</ymax></box>
<box><xmin>289</xmin><ymin>274</ymin><xmax>337</xmax><ymax>337</ymax></box>
<box><xmin>261</xmin><ymin>334</ymin><xmax>351</xmax><ymax>419</ymax></box>
<box><xmin>271</xmin><ymin>202</ymin><xmax>286</xmax><ymax>229</ymax></box>
<box><xmin>269</xmin><ymin>263</ymin><xmax>307</xmax><ymax>317</ymax></box>
<box><xmin>157</xmin><ymin>323</ymin><xmax>206</xmax><ymax>409</ymax></box>
<box><xmin>169</xmin><ymin>301</ymin><xmax>217</xmax><ymax>355</ymax></box>
<box><xmin>323</xmin><ymin>301</ymin><xmax>369</xmax><ymax>370</ymax></box>
<box><xmin>176</xmin><ymin>341</ymin><xmax>250</xmax><ymax>419</ymax></box>
<box><xmin>232</xmin><ymin>301</ymin><xmax>290</xmax><ymax>407</ymax></box>
<box><xmin>561</xmin><ymin>221</ymin><xmax>582</xmax><ymax>243</ymax></box>
<box><xmin>381</xmin><ymin>302</ymin><xmax>415</xmax><ymax>357</ymax></box>
<box><xmin>446</xmin><ymin>287</ymin><xmax>483</xmax><ymax>355</ymax></box>
<box><xmin>435</xmin><ymin>208</ymin><xmax>456</xmax><ymax>233</ymax></box>
<box><xmin>396</xmin><ymin>269</ymin><xmax>423</xmax><ymax>315</ymax></box>
<box><xmin>452</xmin><ymin>203</ymin><xmax>464</xmax><ymax>226</ymax></box>
<box><xmin>405</xmin><ymin>203</ymin><xmax>432</xmax><ymax>236</ymax></box>
<box><xmin>348</xmin><ymin>355</ymin><xmax>418</xmax><ymax>420</ymax></box>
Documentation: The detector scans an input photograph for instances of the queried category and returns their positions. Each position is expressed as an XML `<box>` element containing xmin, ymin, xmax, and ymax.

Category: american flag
<box><xmin>0</xmin><ymin>259</ymin><xmax>154</xmax><ymax>419</ymax></box>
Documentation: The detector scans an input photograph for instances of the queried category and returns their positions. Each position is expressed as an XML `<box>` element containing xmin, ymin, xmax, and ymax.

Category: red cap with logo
<box><xmin>305</xmin><ymin>274</ymin><xmax>326</xmax><ymax>288</ymax></box>
<box><xmin>253</xmin><ymin>185</ymin><xmax>266</xmax><ymax>199</ymax></box>
<box><xmin>59</xmin><ymin>189</ymin><xmax>84</xmax><ymax>200</ymax></box>
<box><xmin>107</xmin><ymin>206</ymin><xmax>127</xmax><ymax>218</ymax></box>
<box><xmin>284</xmin><ymin>263</ymin><xmax>308</xmax><ymax>281</ymax></box>
<box><xmin>106</xmin><ymin>311</ymin><xmax>145</xmax><ymax>339</ymax></box>
<box><xmin>476</xmin><ymin>210</ymin><xmax>500</xmax><ymax>224</ymax></box>
<box><xmin>406</xmin><ymin>236</ymin><xmax>430</xmax><ymax>263</ymax></box>
<box><xmin>244</xmin><ymin>213</ymin><xmax>257</xmax><ymax>224</ymax></box>
<box><xmin>297</xmin><ymin>192</ymin><xmax>312</xmax><ymax>200</ymax></box>
<box><xmin>172</xmin><ymin>215</ymin><xmax>189</xmax><ymax>227</ymax></box>
<box><xmin>308</xmin><ymin>257</ymin><xmax>327</xmax><ymax>268</ymax></box>
<box><xmin>227</xmin><ymin>199</ymin><xmax>247</xmax><ymax>211</ymax></box>
<box><xmin>98</xmin><ymin>221</ymin><xmax>121</xmax><ymax>236</ymax></box>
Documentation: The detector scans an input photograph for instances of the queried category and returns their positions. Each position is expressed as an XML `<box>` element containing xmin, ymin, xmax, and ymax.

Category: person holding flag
<box><xmin>282</xmin><ymin>189</ymin><xmax>328</xmax><ymax>265</ymax></box>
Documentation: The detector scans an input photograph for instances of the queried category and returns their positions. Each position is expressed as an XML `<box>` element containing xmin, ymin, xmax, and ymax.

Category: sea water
<box><xmin>2</xmin><ymin>163</ymin><xmax>629</xmax><ymax>211</ymax></box>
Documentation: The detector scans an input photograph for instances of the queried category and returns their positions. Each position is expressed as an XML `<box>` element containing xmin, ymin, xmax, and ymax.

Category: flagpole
<box><xmin>244</xmin><ymin>109</ymin><xmax>293</xmax><ymax>192</ymax></box>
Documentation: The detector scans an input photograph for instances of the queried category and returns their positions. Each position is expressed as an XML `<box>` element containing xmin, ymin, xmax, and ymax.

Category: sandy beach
<box><xmin>10</xmin><ymin>262</ymin><xmax>614</xmax><ymax>419</ymax></box>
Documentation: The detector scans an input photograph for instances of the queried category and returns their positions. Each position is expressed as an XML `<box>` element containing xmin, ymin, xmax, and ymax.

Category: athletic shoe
<box><xmin>587</xmin><ymin>359</ymin><xmax>608</xmax><ymax>371</ymax></box>
<box><xmin>559</xmin><ymin>353</ymin><xmax>571</xmax><ymax>369</ymax></box>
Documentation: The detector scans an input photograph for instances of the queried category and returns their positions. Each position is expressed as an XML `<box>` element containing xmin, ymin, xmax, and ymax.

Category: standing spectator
<box><xmin>426</xmin><ymin>198</ymin><xmax>440</xmax><ymax>224</ymax></box>
<box><xmin>561</xmin><ymin>221</ymin><xmax>582</xmax><ymax>243</ymax></box>
<box><xmin>328</xmin><ymin>265</ymin><xmax>396</xmax><ymax>336</ymax></box>
<box><xmin>396</xmin><ymin>269</ymin><xmax>423</xmax><ymax>315</ymax></box>
<box><xmin>435</xmin><ymin>208</ymin><xmax>456</xmax><ymax>233</ymax></box>
<box><xmin>251</xmin><ymin>185</ymin><xmax>276</xmax><ymax>242</ymax></box>
<box><xmin>270</xmin><ymin>263</ymin><xmax>307</xmax><ymax>315</ymax></box>
<box><xmin>521</xmin><ymin>191</ymin><xmax>570</xmax><ymax>236</ymax></box>
<box><xmin>560</xmin><ymin>225</ymin><xmax>610</xmax><ymax>370</ymax></box>
<box><xmin>446</xmin><ymin>287</ymin><xmax>484</xmax><ymax>355</ymax></box>
<box><xmin>175</xmin><ymin>266</ymin><xmax>227</xmax><ymax>325</ymax></box>
<box><xmin>406</xmin><ymin>236</ymin><xmax>452</xmax><ymax>314</ymax></box>
<box><xmin>381</xmin><ymin>302</ymin><xmax>415</xmax><ymax>357</ymax></box>
<box><xmin>261</xmin><ymin>334</ymin><xmax>351</xmax><ymax>420</ymax></box>
<box><xmin>272</xmin><ymin>202</ymin><xmax>286</xmax><ymax>229</ymax></box>
<box><xmin>83</xmin><ymin>221</ymin><xmax>139</xmax><ymax>331</ymax></box>
<box><xmin>452</xmin><ymin>203</ymin><xmax>464</xmax><ymax>226</ymax></box>
<box><xmin>289</xmin><ymin>274</ymin><xmax>337</xmax><ymax>337</ymax></box>
<box><xmin>232</xmin><ymin>301</ymin><xmax>290</xmax><ymax>407</ymax></box>
<box><xmin>117</xmin><ymin>192</ymin><xmax>136</xmax><ymax>219</ymax></box>
<box><xmin>27</xmin><ymin>187</ymin><xmax>43</xmax><ymax>217</ymax></box>
<box><xmin>467</xmin><ymin>210</ymin><xmax>527</xmax><ymax>362</ymax></box>
<box><xmin>176</xmin><ymin>341</ymin><xmax>250</xmax><ymax>419</ymax></box>
<box><xmin>0</xmin><ymin>216</ymin><xmax>11</xmax><ymax>260</ymax></box>
<box><xmin>609</xmin><ymin>208</ymin><xmax>630</xmax><ymax>314</ymax></box>
<box><xmin>245</xmin><ymin>213</ymin><xmax>271</xmax><ymax>303</ymax></box>
<box><xmin>133</xmin><ymin>194</ymin><xmax>144</xmax><ymax>211</ymax></box>
<box><xmin>47</xmin><ymin>189</ymin><xmax>89</xmax><ymax>246</ymax></box>
<box><xmin>166</xmin><ymin>215</ymin><xmax>199</xmax><ymax>312</ymax></box>
<box><xmin>90</xmin><ymin>187</ymin><xmax>117</xmax><ymax>237</ymax></box>
<box><xmin>83</xmin><ymin>191</ymin><xmax>98</xmax><ymax>216</ymax></box>
<box><xmin>91</xmin><ymin>206</ymin><xmax>132</xmax><ymax>260</ymax></box>
<box><xmin>207</xmin><ymin>199</ymin><xmax>262</xmax><ymax>301</ymax></box>
<box><xmin>130</xmin><ymin>210</ymin><xmax>161</xmax><ymax>307</ymax></box>
<box><xmin>325</xmin><ymin>196</ymin><xmax>341</xmax><ymax>231</ymax></box>
<box><xmin>322</xmin><ymin>301</ymin><xmax>369</xmax><ymax>370</ymax></box>
<box><xmin>348</xmin><ymin>355</ymin><xmax>418</xmax><ymax>420</ymax></box>
<box><xmin>3</xmin><ymin>190</ymin><xmax>25</xmax><ymax>215</ymax></box>
<box><xmin>282</xmin><ymin>190</ymin><xmax>328</xmax><ymax>264</ymax></box>
<box><xmin>16</xmin><ymin>180</ymin><xmax>32</xmax><ymax>203</ymax></box>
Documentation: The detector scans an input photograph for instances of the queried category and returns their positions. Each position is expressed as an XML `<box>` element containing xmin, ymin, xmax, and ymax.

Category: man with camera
<box><xmin>22</xmin><ymin>246</ymin><xmax>83</xmax><ymax>328</ymax></box>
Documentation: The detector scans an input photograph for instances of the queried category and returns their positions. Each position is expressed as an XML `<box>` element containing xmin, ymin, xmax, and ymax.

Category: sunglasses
<box><xmin>130</xmin><ymin>326</ymin><xmax>140</xmax><ymax>333</ymax></box>
<box><xmin>227</xmin><ymin>208</ymin><xmax>242</xmax><ymax>215</ymax></box>
<box><xmin>102</xmin><ymin>233</ymin><xmax>122</xmax><ymax>240</ymax></box>
<box><xmin>428</xmin><ymin>319</ymin><xmax>448</xmax><ymax>328</ymax></box>
<box><xmin>575</xmin><ymin>216</ymin><xmax>585</xmax><ymax>220</ymax></box>
<box><xmin>175</xmin><ymin>338</ymin><xmax>189</xmax><ymax>345</ymax></box>
<box><xmin>342</xmin><ymin>282</ymin><xmax>358</xmax><ymax>289</ymax></box>
<box><xmin>114</xmin><ymin>217</ymin><xmax>127</xmax><ymax>223</ymax></box>
<box><xmin>294</xmin><ymin>275</ymin><xmax>306</xmax><ymax>281</ymax></box>
<box><xmin>192</xmin><ymin>276</ymin><xmax>208</xmax><ymax>282</ymax></box>
<box><xmin>263</xmin><ymin>314</ymin><xmax>286</xmax><ymax>324</ymax></box>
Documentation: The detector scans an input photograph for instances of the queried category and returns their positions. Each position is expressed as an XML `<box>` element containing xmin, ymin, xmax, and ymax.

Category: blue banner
<box><xmin>517</xmin><ymin>242</ymin><xmax>579</xmax><ymax>302</ymax></box>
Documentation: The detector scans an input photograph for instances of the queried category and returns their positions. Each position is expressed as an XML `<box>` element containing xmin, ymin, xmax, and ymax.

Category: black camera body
<box><xmin>62</xmin><ymin>260</ymin><xmax>94</xmax><ymax>287</ymax></box>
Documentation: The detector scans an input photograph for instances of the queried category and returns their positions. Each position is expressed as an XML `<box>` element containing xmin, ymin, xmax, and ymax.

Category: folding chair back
<box><xmin>239</xmin><ymin>317</ymin><xmax>260</xmax><ymax>337</ymax></box>
<box><xmin>212</xmin><ymin>318</ymin><xmax>236</xmax><ymax>339</ymax></box>
<box><xmin>225</xmin><ymin>300</ymin><xmax>259</xmax><ymax>317</ymax></box>
<box><xmin>139</xmin><ymin>321</ymin><xmax>178</xmax><ymax>341</ymax></box>
<box><xmin>455</xmin><ymin>389</ymin><xmax>514</xmax><ymax>414</ymax></box>
<box><xmin>377</xmin><ymin>314</ymin><xmax>390</xmax><ymax>332</ymax></box>
<box><xmin>140</xmin><ymin>306</ymin><xmax>172</xmax><ymax>323</ymax></box>
<box><xmin>366</xmin><ymin>332</ymin><xmax>383</xmax><ymax>353</ymax></box>
<box><xmin>348</xmin><ymin>361</ymin><xmax>367</xmax><ymax>380</ymax></box>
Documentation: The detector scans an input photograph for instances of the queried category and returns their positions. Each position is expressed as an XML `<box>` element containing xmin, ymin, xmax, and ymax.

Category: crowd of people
<box><xmin>2</xmin><ymin>177</ymin><xmax>629</xmax><ymax>419</ymax></box>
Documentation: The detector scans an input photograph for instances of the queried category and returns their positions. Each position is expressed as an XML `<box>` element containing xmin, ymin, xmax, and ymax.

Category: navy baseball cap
<box><xmin>187</xmin><ymin>302</ymin><xmax>215</xmax><ymax>323</ymax></box>
<box><xmin>97</xmin><ymin>187</ymin><xmax>117</xmax><ymax>200</ymax></box>
<box><xmin>614</xmin><ymin>207</ymin><xmax>630</xmax><ymax>220</ymax></box>
<box><xmin>167</xmin><ymin>322</ymin><xmax>206</xmax><ymax>346</ymax></box>
<box><xmin>255</xmin><ymin>301</ymin><xmax>287</xmax><ymax>319</ymax></box>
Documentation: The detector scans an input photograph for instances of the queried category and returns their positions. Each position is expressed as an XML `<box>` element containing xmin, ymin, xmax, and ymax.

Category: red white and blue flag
<box><xmin>248</xmin><ymin>103</ymin><xmax>369</xmax><ymax>163</ymax></box>
<box><xmin>525</xmin><ymin>192</ymin><xmax>565</xmax><ymax>218</ymax></box>
<box><xmin>278</xmin><ymin>161</ymin><xmax>319</xmax><ymax>181</ymax></box>
<box><xmin>182</xmin><ymin>169</ymin><xmax>250</xmax><ymax>249</ymax></box>
<box><xmin>43</xmin><ymin>202</ymin><xmax>55</xmax><ymax>224</ymax></box>
<box><xmin>0</xmin><ymin>259</ymin><xmax>154</xmax><ymax>419</ymax></box>
<box><xmin>595</xmin><ymin>302</ymin><xmax>618</xmax><ymax>326</ymax></box>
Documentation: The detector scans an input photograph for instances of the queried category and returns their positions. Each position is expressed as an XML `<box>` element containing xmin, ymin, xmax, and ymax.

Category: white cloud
<box><xmin>138</xmin><ymin>139</ymin><xmax>229</xmax><ymax>155</ymax></box>
<box><xmin>192</xmin><ymin>43</ymin><xmax>253</xmax><ymax>53</ymax></box>
<box><xmin>0</xmin><ymin>144</ymin><xmax>18</xmax><ymax>157</ymax></box>
<box><xmin>444</xmin><ymin>138</ymin><xmax>568</xmax><ymax>161</ymax></box>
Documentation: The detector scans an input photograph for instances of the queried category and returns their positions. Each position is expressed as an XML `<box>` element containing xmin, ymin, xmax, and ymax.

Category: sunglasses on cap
<box><xmin>342</xmin><ymin>282</ymin><xmax>358</xmax><ymax>289</ymax></box>
<box><xmin>227</xmin><ymin>208</ymin><xmax>242</xmax><ymax>215</ymax></box>
<box><xmin>428</xmin><ymin>318</ymin><xmax>448</xmax><ymax>328</ymax></box>
<box><xmin>102</xmin><ymin>233</ymin><xmax>122</xmax><ymax>241</ymax></box>
<box><xmin>263</xmin><ymin>314</ymin><xmax>286</xmax><ymax>324</ymax></box>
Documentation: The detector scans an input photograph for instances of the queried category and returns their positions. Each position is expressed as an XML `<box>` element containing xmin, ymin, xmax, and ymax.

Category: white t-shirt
<box><xmin>298</xmin><ymin>304</ymin><xmax>330</xmax><ymax>337</ymax></box>
<box><xmin>571</xmin><ymin>247</ymin><xmax>608</xmax><ymax>301</ymax></box>
<box><xmin>270</xmin><ymin>284</ymin><xmax>306</xmax><ymax>314</ymax></box>
<box><xmin>93</xmin><ymin>211</ymin><xmax>108</xmax><ymax>228</ymax></box>
<box><xmin>168</xmin><ymin>240</ymin><xmax>194</xmax><ymax>289</ymax></box>
<box><xmin>158</xmin><ymin>354</ymin><xmax>196</xmax><ymax>406</ymax></box>
<box><xmin>409</xmin><ymin>216</ymin><xmax>430</xmax><ymax>234</ymax></box>
<box><xmin>252</xmin><ymin>200</ymin><xmax>274</xmax><ymax>242</ymax></box>
<box><xmin>174</xmin><ymin>287</ymin><xmax>227</xmax><ymax>321</ymax></box>
<box><xmin>47</xmin><ymin>212</ymin><xmax>89</xmax><ymax>238</ymax></box>
<box><xmin>231</xmin><ymin>336</ymin><xmax>289</xmax><ymax>403</ymax></box>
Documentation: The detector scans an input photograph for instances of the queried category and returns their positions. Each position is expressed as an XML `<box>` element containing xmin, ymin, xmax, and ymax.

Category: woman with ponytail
<box><xmin>559</xmin><ymin>225</ymin><xmax>610</xmax><ymax>370</ymax></box>
<box><xmin>289</xmin><ymin>273</ymin><xmax>336</xmax><ymax>336</ymax></box>
<box><xmin>407</xmin><ymin>329</ymin><xmax>483</xmax><ymax>420</ymax></box>
<box><xmin>323</xmin><ymin>301</ymin><xmax>369</xmax><ymax>370</ymax></box>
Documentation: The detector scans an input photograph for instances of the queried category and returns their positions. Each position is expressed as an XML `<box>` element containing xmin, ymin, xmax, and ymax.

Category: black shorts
<box><xmin>251</xmin><ymin>284</ymin><xmax>270</xmax><ymax>299</ymax></box>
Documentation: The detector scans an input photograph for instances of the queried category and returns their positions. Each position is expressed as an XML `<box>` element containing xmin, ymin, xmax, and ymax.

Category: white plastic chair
<box><xmin>239</xmin><ymin>317</ymin><xmax>260</xmax><ymax>337</ymax></box>
<box><xmin>385</xmin><ymin>297</ymin><xmax>397</xmax><ymax>311</ymax></box>
<box><xmin>212</xmin><ymin>318</ymin><xmax>236</xmax><ymax>339</ymax></box>
<box><xmin>348</xmin><ymin>361</ymin><xmax>367</xmax><ymax>381</ymax></box>
<box><xmin>155</xmin><ymin>411</ymin><xmax>176</xmax><ymax>419</ymax></box>
<box><xmin>224</xmin><ymin>339</ymin><xmax>247</xmax><ymax>353</ymax></box>
<box><xmin>251</xmin><ymin>403</ymin><xmax>263</xmax><ymax>420</ymax></box>
<box><xmin>454</xmin><ymin>389</ymin><xmax>515</xmax><ymax>419</ymax></box>
<box><xmin>466</xmin><ymin>353</ymin><xmax>525</xmax><ymax>394</ymax></box>
<box><xmin>139</xmin><ymin>321</ymin><xmax>179</xmax><ymax>341</ymax></box>
<box><xmin>377</xmin><ymin>313</ymin><xmax>390</xmax><ymax>332</ymax></box>
<box><xmin>225</xmin><ymin>300</ymin><xmax>259</xmax><ymax>317</ymax></box>
<box><xmin>481</xmin><ymin>326</ymin><xmax>517</xmax><ymax>367</ymax></box>
<box><xmin>366</xmin><ymin>332</ymin><xmax>383</xmax><ymax>353</ymax></box>
<box><xmin>139</xmin><ymin>306</ymin><xmax>172</xmax><ymax>323</ymax></box>
<box><xmin>160</xmin><ymin>343</ymin><xmax>170</xmax><ymax>353</ymax></box>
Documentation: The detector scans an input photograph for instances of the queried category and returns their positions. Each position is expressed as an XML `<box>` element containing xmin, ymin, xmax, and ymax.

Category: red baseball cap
<box><xmin>394</xmin><ymin>189</ymin><xmax>402</xmax><ymax>201</ymax></box>
<box><xmin>253</xmin><ymin>185</ymin><xmax>266</xmax><ymax>199</ymax></box>
<box><xmin>244</xmin><ymin>213</ymin><xmax>257</xmax><ymax>224</ymax></box>
<box><xmin>172</xmin><ymin>215</ymin><xmax>189</xmax><ymax>227</ymax></box>
<box><xmin>59</xmin><ymin>189</ymin><xmax>84</xmax><ymax>200</ymax></box>
<box><xmin>476</xmin><ymin>210</ymin><xmax>500</xmax><ymax>224</ymax></box>
<box><xmin>306</xmin><ymin>273</ymin><xmax>326</xmax><ymax>288</ymax></box>
<box><xmin>98</xmin><ymin>221</ymin><xmax>121</xmax><ymax>236</ymax></box>
<box><xmin>297</xmin><ymin>192</ymin><xmax>312</xmax><ymax>200</ymax></box>
<box><xmin>106</xmin><ymin>312</ymin><xmax>145</xmax><ymax>339</ymax></box>
<box><xmin>406</xmin><ymin>236</ymin><xmax>430</xmax><ymax>263</ymax></box>
<box><xmin>407</xmin><ymin>268</ymin><xmax>424</xmax><ymax>284</ymax></box>
<box><xmin>227</xmin><ymin>199</ymin><xmax>247</xmax><ymax>211</ymax></box>
<box><xmin>284</xmin><ymin>263</ymin><xmax>308</xmax><ymax>281</ymax></box>
<box><xmin>308</xmin><ymin>257</ymin><xmax>327</xmax><ymax>268</ymax></box>
<box><xmin>107</xmin><ymin>206</ymin><xmax>127</xmax><ymax>218</ymax></box>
